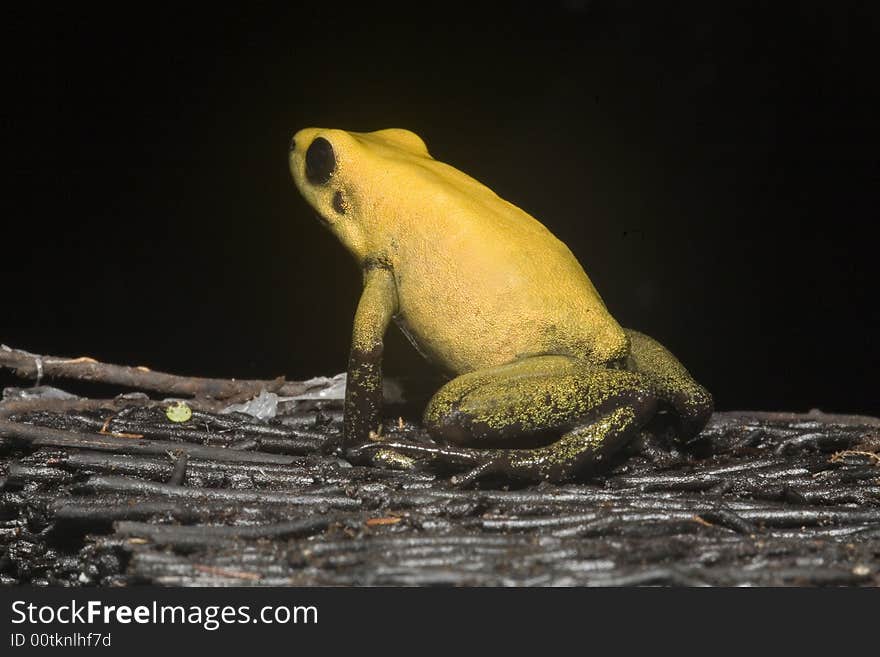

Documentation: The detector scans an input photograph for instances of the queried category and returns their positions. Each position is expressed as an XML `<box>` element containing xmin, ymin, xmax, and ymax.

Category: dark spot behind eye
<box><xmin>305</xmin><ymin>137</ymin><xmax>336</xmax><ymax>184</ymax></box>
<box><xmin>333</xmin><ymin>191</ymin><xmax>346</xmax><ymax>214</ymax></box>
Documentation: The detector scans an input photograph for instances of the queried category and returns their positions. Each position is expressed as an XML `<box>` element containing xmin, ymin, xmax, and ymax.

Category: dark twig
<box><xmin>78</xmin><ymin>475</ymin><xmax>361</xmax><ymax>509</ymax></box>
<box><xmin>114</xmin><ymin>516</ymin><xmax>337</xmax><ymax>547</ymax></box>
<box><xmin>167</xmin><ymin>452</ymin><xmax>188</xmax><ymax>486</ymax></box>
<box><xmin>0</xmin><ymin>418</ymin><xmax>298</xmax><ymax>464</ymax></box>
<box><xmin>0</xmin><ymin>344</ymin><xmax>308</xmax><ymax>399</ymax></box>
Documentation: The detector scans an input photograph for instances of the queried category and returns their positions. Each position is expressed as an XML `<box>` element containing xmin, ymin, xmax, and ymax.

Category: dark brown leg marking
<box><xmin>343</xmin><ymin>344</ymin><xmax>383</xmax><ymax>446</ymax></box>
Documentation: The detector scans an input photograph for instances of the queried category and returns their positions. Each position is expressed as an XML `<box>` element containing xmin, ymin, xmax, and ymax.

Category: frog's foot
<box><xmin>450</xmin><ymin>401</ymin><xmax>656</xmax><ymax>487</ymax></box>
<box><xmin>345</xmin><ymin>438</ymin><xmax>485</xmax><ymax>469</ymax></box>
<box><xmin>624</xmin><ymin>329</ymin><xmax>713</xmax><ymax>444</ymax></box>
<box><xmin>449</xmin><ymin>453</ymin><xmax>511</xmax><ymax>487</ymax></box>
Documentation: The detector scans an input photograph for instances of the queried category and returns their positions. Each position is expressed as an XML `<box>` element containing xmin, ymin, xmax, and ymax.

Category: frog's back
<box><xmin>386</xmin><ymin>154</ymin><xmax>629</xmax><ymax>374</ymax></box>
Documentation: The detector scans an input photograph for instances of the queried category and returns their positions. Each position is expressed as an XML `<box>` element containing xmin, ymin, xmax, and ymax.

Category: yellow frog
<box><xmin>289</xmin><ymin>127</ymin><xmax>712</xmax><ymax>485</ymax></box>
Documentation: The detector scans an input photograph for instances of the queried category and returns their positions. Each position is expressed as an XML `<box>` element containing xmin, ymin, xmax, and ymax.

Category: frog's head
<box><xmin>289</xmin><ymin>127</ymin><xmax>430</xmax><ymax>262</ymax></box>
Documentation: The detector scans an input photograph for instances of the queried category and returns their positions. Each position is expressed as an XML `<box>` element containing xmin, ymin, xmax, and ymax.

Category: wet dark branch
<box><xmin>77</xmin><ymin>475</ymin><xmax>361</xmax><ymax>509</ymax></box>
<box><xmin>0</xmin><ymin>344</ymin><xmax>309</xmax><ymax>400</ymax></box>
<box><xmin>0</xmin><ymin>418</ymin><xmax>298</xmax><ymax>464</ymax></box>
<box><xmin>114</xmin><ymin>516</ymin><xmax>339</xmax><ymax>547</ymax></box>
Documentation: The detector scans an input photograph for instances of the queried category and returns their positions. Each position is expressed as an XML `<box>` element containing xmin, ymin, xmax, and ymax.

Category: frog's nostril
<box><xmin>289</xmin><ymin>135</ymin><xmax>296</xmax><ymax>153</ymax></box>
<box><xmin>333</xmin><ymin>190</ymin><xmax>347</xmax><ymax>214</ymax></box>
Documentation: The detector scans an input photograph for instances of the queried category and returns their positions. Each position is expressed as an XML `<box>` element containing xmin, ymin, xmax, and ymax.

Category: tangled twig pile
<box><xmin>1</xmin><ymin>346</ymin><xmax>878</xmax><ymax>586</ymax></box>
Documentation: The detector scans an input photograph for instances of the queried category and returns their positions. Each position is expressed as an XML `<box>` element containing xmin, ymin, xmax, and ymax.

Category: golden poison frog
<box><xmin>289</xmin><ymin>128</ymin><xmax>712</xmax><ymax>485</ymax></box>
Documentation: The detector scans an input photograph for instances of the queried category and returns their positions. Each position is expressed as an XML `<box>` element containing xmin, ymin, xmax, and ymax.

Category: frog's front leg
<box><xmin>422</xmin><ymin>355</ymin><xmax>660</xmax><ymax>485</ymax></box>
<box><xmin>341</xmin><ymin>260</ymin><xmax>398</xmax><ymax>448</ymax></box>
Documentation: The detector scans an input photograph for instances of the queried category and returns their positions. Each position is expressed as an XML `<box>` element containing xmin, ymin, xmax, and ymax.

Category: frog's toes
<box><xmin>367</xmin><ymin>447</ymin><xmax>420</xmax><ymax>471</ymax></box>
<box><xmin>345</xmin><ymin>438</ymin><xmax>484</xmax><ymax>468</ymax></box>
<box><xmin>450</xmin><ymin>457</ymin><xmax>507</xmax><ymax>488</ymax></box>
<box><xmin>450</xmin><ymin>452</ymin><xmax>546</xmax><ymax>488</ymax></box>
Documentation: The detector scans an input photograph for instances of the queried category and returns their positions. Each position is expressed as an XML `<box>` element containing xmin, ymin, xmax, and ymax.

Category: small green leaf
<box><xmin>166</xmin><ymin>400</ymin><xmax>192</xmax><ymax>423</ymax></box>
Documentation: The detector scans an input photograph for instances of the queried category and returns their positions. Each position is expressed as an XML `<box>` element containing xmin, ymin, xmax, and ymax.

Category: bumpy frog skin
<box><xmin>289</xmin><ymin>127</ymin><xmax>712</xmax><ymax>485</ymax></box>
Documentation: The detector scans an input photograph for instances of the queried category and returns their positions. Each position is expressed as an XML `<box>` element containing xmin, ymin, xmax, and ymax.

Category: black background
<box><xmin>2</xmin><ymin>2</ymin><xmax>877</xmax><ymax>414</ymax></box>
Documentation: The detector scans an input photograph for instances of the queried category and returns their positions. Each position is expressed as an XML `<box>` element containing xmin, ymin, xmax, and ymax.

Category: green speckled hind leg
<box><xmin>423</xmin><ymin>355</ymin><xmax>660</xmax><ymax>484</ymax></box>
<box><xmin>624</xmin><ymin>329</ymin><xmax>713</xmax><ymax>441</ymax></box>
<box><xmin>452</xmin><ymin>401</ymin><xmax>658</xmax><ymax>486</ymax></box>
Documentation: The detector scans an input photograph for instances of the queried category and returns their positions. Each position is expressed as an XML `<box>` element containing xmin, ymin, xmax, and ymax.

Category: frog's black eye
<box><xmin>305</xmin><ymin>137</ymin><xmax>336</xmax><ymax>185</ymax></box>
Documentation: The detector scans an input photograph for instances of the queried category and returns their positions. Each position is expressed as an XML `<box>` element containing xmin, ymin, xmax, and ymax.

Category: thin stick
<box><xmin>0</xmin><ymin>418</ymin><xmax>298</xmax><ymax>465</ymax></box>
<box><xmin>0</xmin><ymin>344</ymin><xmax>309</xmax><ymax>399</ymax></box>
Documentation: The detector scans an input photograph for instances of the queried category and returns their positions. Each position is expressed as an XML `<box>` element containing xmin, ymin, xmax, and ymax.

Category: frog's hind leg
<box><xmin>623</xmin><ymin>329</ymin><xmax>713</xmax><ymax>441</ymax></box>
<box><xmin>423</xmin><ymin>355</ymin><xmax>660</xmax><ymax>484</ymax></box>
<box><xmin>452</xmin><ymin>403</ymin><xmax>656</xmax><ymax>486</ymax></box>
